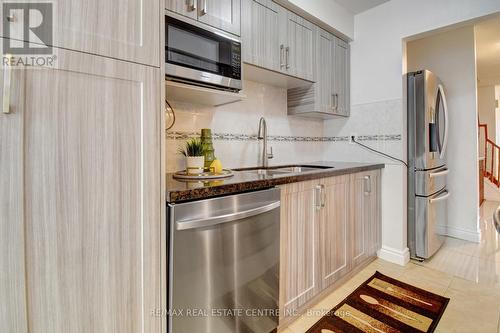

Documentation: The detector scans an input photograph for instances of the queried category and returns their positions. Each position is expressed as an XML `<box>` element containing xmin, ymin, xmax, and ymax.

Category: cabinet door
<box><xmin>166</xmin><ymin>0</ymin><xmax>198</xmax><ymax>19</ymax></box>
<box><xmin>241</xmin><ymin>0</ymin><xmax>280</xmax><ymax>71</ymax></box>
<box><xmin>282</xmin><ymin>11</ymin><xmax>314</xmax><ymax>81</ymax></box>
<box><xmin>198</xmin><ymin>0</ymin><xmax>241</xmax><ymax>36</ymax></box>
<box><xmin>280</xmin><ymin>180</ymin><xmax>320</xmax><ymax>320</ymax></box>
<box><xmin>350</xmin><ymin>170</ymin><xmax>381</xmax><ymax>267</ymax></box>
<box><xmin>0</xmin><ymin>49</ymin><xmax>163</xmax><ymax>333</ymax></box>
<box><xmin>318</xmin><ymin>175</ymin><xmax>350</xmax><ymax>289</ymax></box>
<box><xmin>316</xmin><ymin>29</ymin><xmax>335</xmax><ymax>114</ymax></box>
<box><xmin>0</xmin><ymin>59</ymin><xmax>28</xmax><ymax>333</ymax></box>
<box><xmin>333</xmin><ymin>38</ymin><xmax>350</xmax><ymax>116</ymax></box>
<box><xmin>0</xmin><ymin>0</ymin><xmax>160</xmax><ymax>66</ymax></box>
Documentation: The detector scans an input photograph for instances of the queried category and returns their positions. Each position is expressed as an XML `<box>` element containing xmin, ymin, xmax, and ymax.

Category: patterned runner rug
<box><xmin>306</xmin><ymin>271</ymin><xmax>449</xmax><ymax>333</ymax></box>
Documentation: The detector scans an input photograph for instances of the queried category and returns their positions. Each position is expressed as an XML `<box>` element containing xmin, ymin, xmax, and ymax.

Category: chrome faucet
<box><xmin>257</xmin><ymin>117</ymin><xmax>273</xmax><ymax>168</ymax></box>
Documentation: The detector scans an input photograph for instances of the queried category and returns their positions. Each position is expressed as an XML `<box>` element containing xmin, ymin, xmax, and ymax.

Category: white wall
<box><xmin>341</xmin><ymin>0</ymin><xmax>500</xmax><ymax>265</ymax></box>
<box><xmin>478</xmin><ymin>85</ymin><xmax>497</xmax><ymax>143</ymax></box>
<box><xmin>167</xmin><ymin>80</ymin><xmax>400</xmax><ymax>173</ymax></box>
<box><xmin>352</xmin><ymin>0</ymin><xmax>500</xmax><ymax>105</ymax></box>
<box><xmin>407</xmin><ymin>26</ymin><xmax>480</xmax><ymax>243</ymax></box>
<box><xmin>277</xmin><ymin>0</ymin><xmax>354</xmax><ymax>40</ymax></box>
<box><xmin>166</xmin><ymin>80</ymin><xmax>327</xmax><ymax>172</ymax></box>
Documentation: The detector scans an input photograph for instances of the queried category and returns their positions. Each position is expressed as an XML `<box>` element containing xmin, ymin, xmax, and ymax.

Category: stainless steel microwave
<box><xmin>165</xmin><ymin>15</ymin><xmax>242</xmax><ymax>91</ymax></box>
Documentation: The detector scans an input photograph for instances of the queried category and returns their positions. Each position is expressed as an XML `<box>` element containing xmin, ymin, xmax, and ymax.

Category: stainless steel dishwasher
<box><xmin>168</xmin><ymin>188</ymin><xmax>280</xmax><ymax>333</ymax></box>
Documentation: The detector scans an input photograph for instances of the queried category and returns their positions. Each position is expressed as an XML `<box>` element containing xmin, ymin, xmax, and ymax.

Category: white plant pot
<box><xmin>186</xmin><ymin>156</ymin><xmax>205</xmax><ymax>175</ymax></box>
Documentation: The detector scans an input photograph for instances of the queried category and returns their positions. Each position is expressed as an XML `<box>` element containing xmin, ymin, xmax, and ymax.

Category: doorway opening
<box><xmin>403</xmin><ymin>12</ymin><xmax>500</xmax><ymax>284</ymax></box>
<box><xmin>476</xmin><ymin>15</ymin><xmax>500</xmax><ymax>204</ymax></box>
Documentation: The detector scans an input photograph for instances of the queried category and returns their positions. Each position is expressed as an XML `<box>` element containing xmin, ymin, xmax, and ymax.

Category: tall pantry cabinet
<box><xmin>0</xmin><ymin>1</ymin><xmax>165</xmax><ymax>333</ymax></box>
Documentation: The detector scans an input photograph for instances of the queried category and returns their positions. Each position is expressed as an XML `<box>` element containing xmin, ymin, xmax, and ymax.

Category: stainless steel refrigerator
<box><xmin>407</xmin><ymin>70</ymin><xmax>450</xmax><ymax>260</ymax></box>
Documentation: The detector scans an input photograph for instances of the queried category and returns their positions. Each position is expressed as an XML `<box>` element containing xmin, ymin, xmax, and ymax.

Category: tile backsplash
<box><xmin>166</xmin><ymin>80</ymin><xmax>403</xmax><ymax>172</ymax></box>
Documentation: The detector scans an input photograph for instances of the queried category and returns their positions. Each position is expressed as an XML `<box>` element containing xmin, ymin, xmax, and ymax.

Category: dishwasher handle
<box><xmin>175</xmin><ymin>200</ymin><xmax>280</xmax><ymax>230</ymax></box>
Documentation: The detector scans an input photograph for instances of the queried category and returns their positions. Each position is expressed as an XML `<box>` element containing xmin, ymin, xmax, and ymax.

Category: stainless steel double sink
<box><xmin>237</xmin><ymin>165</ymin><xmax>334</xmax><ymax>176</ymax></box>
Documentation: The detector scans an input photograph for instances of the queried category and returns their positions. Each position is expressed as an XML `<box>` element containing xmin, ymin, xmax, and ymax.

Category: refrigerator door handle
<box><xmin>438</xmin><ymin>84</ymin><xmax>449</xmax><ymax>159</ymax></box>
<box><xmin>429</xmin><ymin>190</ymin><xmax>450</xmax><ymax>204</ymax></box>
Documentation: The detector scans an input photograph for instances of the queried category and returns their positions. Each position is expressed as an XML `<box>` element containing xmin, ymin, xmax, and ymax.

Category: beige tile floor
<box><xmin>281</xmin><ymin>201</ymin><xmax>500</xmax><ymax>333</ymax></box>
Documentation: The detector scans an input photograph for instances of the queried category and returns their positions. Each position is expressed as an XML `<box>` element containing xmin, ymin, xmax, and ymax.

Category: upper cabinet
<box><xmin>1</xmin><ymin>0</ymin><xmax>160</xmax><ymax>67</ymax></box>
<box><xmin>287</xmin><ymin>29</ymin><xmax>350</xmax><ymax>118</ymax></box>
<box><xmin>316</xmin><ymin>29</ymin><xmax>336</xmax><ymax>114</ymax></box>
<box><xmin>165</xmin><ymin>0</ymin><xmax>198</xmax><ymax>19</ymax></box>
<box><xmin>334</xmin><ymin>38</ymin><xmax>350</xmax><ymax>116</ymax></box>
<box><xmin>241</xmin><ymin>0</ymin><xmax>281</xmax><ymax>71</ymax></box>
<box><xmin>242</xmin><ymin>0</ymin><xmax>314</xmax><ymax>82</ymax></box>
<box><xmin>280</xmin><ymin>10</ymin><xmax>315</xmax><ymax>81</ymax></box>
<box><xmin>198</xmin><ymin>0</ymin><xmax>241</xmax><ymax>36</ymax></box>
<box><xmin>166</xmin><ymin>0</ymin><xmax>241</xmax><ymax>36</ymax></box>
<box><xmin>241</xmin><ymin>0</ymin><xmax>350</xmax><ymax>118</ymax></box>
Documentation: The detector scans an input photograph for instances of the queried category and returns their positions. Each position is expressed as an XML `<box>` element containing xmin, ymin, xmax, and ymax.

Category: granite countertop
<box><xmin>166</xmin><ymin>161</ymin><xmax>385</xmax><ymax>203</ymax></box>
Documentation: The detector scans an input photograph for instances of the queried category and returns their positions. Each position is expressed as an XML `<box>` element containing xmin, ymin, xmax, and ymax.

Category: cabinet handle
<box><xmin>285</xmin><ymin>46</ymin><xmax>290</xmax><ymax>69</ymax></box>
<box><xmin>187</xmin><ymin>0</ymin><xmax>196</xmax><ymax>11</ymax></box>
<box><xmin>363</xmin><ymin>175</ymin><xmax>371</xmax><ymax>195</ymax></box>
<box><xmin>320</xmin><ymin>184</ymin><xmax>326</xmax><ymax>208</ymax></box>
<box><xmin>315</xmin><ymin>185</ymin><xmax>322</xmax><ymax>210</ymax></box>
<box><xmin>280</xmin><ymin>44</ymin><xmax>284</xmax><ymax>68</ymax></box>
<box><xmin>333</xmin><ymin>93</ymin><xmax>339</xmax><ymax>111</ymax></box>
<box><xmin>3</xmin><ymin>54</ymin><xmax>12</xmax><ymax>114</ymax></box>
<box><xmin>200</xmin><ymin>0</ymin><xmax>207</xmax><ymax>15</ymax></box>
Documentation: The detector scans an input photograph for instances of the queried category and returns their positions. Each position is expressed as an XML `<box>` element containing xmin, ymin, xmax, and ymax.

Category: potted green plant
<box><xmin>178</xmin><ymin>138</ymin><xmax>206</xmax><ymax>175</ymax></box>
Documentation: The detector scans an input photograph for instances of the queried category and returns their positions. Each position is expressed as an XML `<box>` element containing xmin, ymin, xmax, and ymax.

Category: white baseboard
<box><xmin>436</xmin><ymin>225</ymin><xmax>481</xmax><ymax>243</ymax></box>
<box><xmin>377</xmin><ymin>246</ymin><xmax>410</xmax><ymax>266</ymax></box>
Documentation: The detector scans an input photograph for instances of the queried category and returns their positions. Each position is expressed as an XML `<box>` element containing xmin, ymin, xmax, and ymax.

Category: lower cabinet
<box><xmin>318</xmin><ymin>175</ymin><xmax>350</xmax><ymax>289</ymax></box>
<box><xmin>279</xmin><ymin>170</ymin><xmax>381</xmax><ymax>324</ymax></box>
<box><xmin>351</xmin><ymin>170</ymin><xmax>382</xmax><ymax>266</ymax></box>
<box><xmin>279</xmin><ymin>180</ymin><xmax>320</xmax><ymax>319</ymax></box>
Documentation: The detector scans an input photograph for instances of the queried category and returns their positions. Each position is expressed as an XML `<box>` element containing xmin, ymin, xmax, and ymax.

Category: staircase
<box><xmin>478</xmin><ymin>123</ymin><xmax>500</xmax><ymax>204</ymax></box>
<box><xmin>479</xmin><ymin>123</ymin><xmax>500</xmax><ymax>186</ymax></box>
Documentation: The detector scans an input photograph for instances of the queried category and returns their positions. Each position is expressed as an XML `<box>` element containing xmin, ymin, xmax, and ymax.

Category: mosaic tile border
<box><xmin>166</xmin><ymin>131</ymin><xmax>401</xmax><ymax>142</ymax></box>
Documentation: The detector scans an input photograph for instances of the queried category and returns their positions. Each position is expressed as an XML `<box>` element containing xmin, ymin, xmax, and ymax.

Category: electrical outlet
<box><xmin>349</xmin><ymin>134</ymin><xmax>357</xmax><ymax>144</ymax></box>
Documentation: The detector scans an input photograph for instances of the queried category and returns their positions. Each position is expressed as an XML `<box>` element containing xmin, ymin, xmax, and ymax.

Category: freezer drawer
<box><xmin>415</xmin><ymin>167</ymin><xmax>448</xmax><ymax>196</ymax></box>
<box><xmin>415</xmin><ymin>189</ymin><xmax>449</xmax><ymax>258</ymax></box>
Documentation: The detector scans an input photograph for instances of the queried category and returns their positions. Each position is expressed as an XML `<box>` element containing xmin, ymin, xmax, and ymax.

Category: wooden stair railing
<box><xmin>479</xmin><ymin>123</ymin><xmax>500</xmax><ymax>187</ymax></box>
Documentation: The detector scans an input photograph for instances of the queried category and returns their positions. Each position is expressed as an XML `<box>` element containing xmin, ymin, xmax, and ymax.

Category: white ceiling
<box><xmin>476</xmin><ymin>15</ymin><xmax>500</xmax><ymax>86</ymax></box>
<box><xmin>333</xmin><ymin>0</ymin><xmax>389</xmax><ymax>14</ymax></box>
